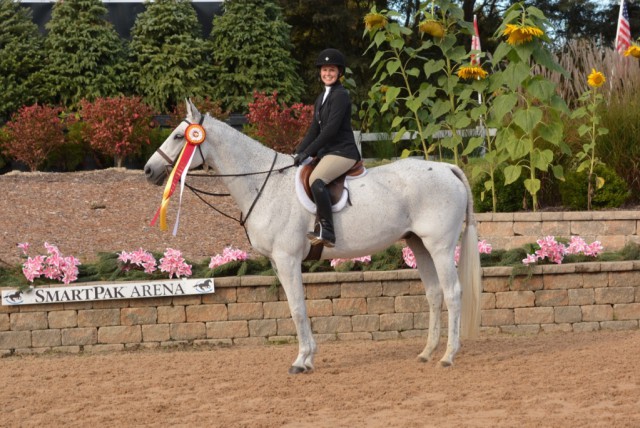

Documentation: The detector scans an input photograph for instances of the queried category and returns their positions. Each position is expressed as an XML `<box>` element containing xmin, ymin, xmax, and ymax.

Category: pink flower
<box><xmin>17</xmin><ymin>242</ymin><xmax>30</xmax><ymax>255</ymax></box>
<box><xmin>477</xmin><ymin>240</ymin><xmax>492</xmax><ymax>254</ymax></box>
<box><xmin>330</xmin><ymin>255</ymin><xmax>371</xmax><ymax>268</ymax></box>
<box><xmin>402</xmin><ymin>246</ymin><xmax>416</xmax><ymax>269</ymax></box>
<box><xmin>566</xmin><ymin>236</ymin><xmax>588</xmax><ymax>255</ymax></box>
<box><xmin>584</xmin><ymin>241</ymin><xmax>603</xmax><ymax>257</ymax></box>
<box><xmin>522</xmin><ymin>235</ymin><xmax>604</xmax><ymax>266</ymax></box>
<box><xmin>118</xmin><ymin>248</ymin><xmax>157</xmax><ymax>274</ymax></box>
<box><xmin>19</xmin><ymin>244</ymin><xmax>80</xmax><ymax>284</ymax></box>
<box><xmin>209</xmin><ymin>246</ymin><xmax>248</xmax><ymax>269</ymax></box>
<box><xmin>535</xmin><ymin>236</ymin><xmax>565</xmax><ymax>264</ymax></box>
<box><xmin>159</xmin><ymin>248</ymin><xmax>192</xmax><ymax>278</ymax></box>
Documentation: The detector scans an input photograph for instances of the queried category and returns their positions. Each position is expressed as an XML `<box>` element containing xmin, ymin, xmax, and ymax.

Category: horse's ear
<box><xmin>185</xmin><ymin>98</ymin><xmax>201</xmax><ymax>122</ymax></box>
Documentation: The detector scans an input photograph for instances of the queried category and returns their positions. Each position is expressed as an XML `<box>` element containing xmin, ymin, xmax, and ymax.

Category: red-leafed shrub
<box><xmin>170</xmin><ymin>97</ymin><xmax>229</xmax><ymax>126</ymax></box>
<box><xmin>80</xmin><ymin>96</ymin><xmax>155</xmax><ymax>167</ymax></box>
<box><xmin>1</xmin><ymin>104</ymin><xmax>65</xmax><ymax>171</ymax></box>
<box><xmin>245</xmin><ymin>91</ymin><xmax>313</xmax><ymax>153</ymax></box>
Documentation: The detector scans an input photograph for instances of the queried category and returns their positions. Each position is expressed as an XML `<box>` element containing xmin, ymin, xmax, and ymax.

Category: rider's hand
<box><xmin>293</xmin><ymin>153</ymin><xmax>308</xmax><ymax>167</ymax></box>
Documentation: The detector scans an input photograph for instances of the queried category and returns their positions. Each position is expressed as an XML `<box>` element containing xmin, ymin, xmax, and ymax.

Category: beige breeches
<box><xmin>309</xmin><ymin>155</ymin><xmax>357</xmax><ymax>185</ymax></box>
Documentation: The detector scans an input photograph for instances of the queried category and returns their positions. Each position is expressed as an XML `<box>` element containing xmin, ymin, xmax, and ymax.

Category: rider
<box><xmin>293</xmin><ymin>48</ymin><xmax>361</xmax><ymax>248</ymax></box>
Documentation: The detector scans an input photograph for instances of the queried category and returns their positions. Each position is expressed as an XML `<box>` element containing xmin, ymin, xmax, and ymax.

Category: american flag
<box><xmin>616</xmin><ymin>0</ymin><xmax>631</xmax><ymax>54</ymax></box>
<box><xmin>470</xmin><ymin>14</ymin><xmax>481</xmax><ymax>66</ymax></box>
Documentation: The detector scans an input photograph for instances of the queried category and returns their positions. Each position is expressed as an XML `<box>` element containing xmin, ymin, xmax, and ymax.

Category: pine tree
<box><xmin>40</xmin><ymin>0</ymin><xmax>128</xmax><ymax>108</ymax></box>
<box><xmin>0</xmin><ymin>0</ymin><xmax>44</xmax><ymax>122</ymax></box>
<box><xmin>129</xmin><ymin>0</ymin><xmax>213</xmax><ymax>113</ymax></box>
<box><xmin>209</xmin><ymin>0</ymin><xmax>304</xmax><ymax>113</ymax></box>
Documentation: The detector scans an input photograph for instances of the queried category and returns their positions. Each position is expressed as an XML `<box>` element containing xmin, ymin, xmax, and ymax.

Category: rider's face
<box><xmin>320</xmin><ymin>65</ymin><xmax>340</xmax><ymax>86</ymax></box>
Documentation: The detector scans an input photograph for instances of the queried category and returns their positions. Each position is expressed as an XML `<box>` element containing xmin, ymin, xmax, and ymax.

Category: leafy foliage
<box><xmin>1</xmin><ymin>104</ymin><xmax>66</xmax><ymax>171</ymax></box>
<box><xmin>129</xmin><ymin>0</ymin><xmax>213</xmax><ymax>113</ymax></box>
<box><xmin>245</xmin><ymin>91</ymin><xmax>313</xmax><ymax>153</ymax></box>
<box><xmin>0</xmin><ymin>0</ymin><xmax>44</xmax><ymax>122</ymax></box>
<box><xmin>483</xmin><ymin>2</ymin><xmax>569</xmax><ymax>211</ymax></box>
<box><xmin>79</xmin><ymin>96</ymin><xmax>155</xmax><ymax>167</ymax></box>
<box><xmin>559</xmin><ymin>164</ymin><xmax>630</xmax><ymax>211</ymax></box>
<box><xmin>40</xmin><ymin>0</ymin><xmax>127</xmax><ymax>108</ymax></box>
<box><xmin>209</xmin><ymin>0</ymin><xmax>304</xmax><ymax>113</ymax></box>
<box><xmin>169</xmin><ymin>96</ymin><xmax>230</xmax><ymax>127</ymax></box>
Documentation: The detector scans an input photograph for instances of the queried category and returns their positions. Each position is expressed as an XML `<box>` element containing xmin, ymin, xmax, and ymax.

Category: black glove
<box><xmin>293</xmin><ymin>153</ymin><xmax>308</xmax><ymax>167</ymax></box>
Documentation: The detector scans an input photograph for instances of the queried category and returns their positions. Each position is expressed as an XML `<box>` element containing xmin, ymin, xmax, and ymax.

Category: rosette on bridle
<box><xmin>151</xmin><ymin>119</ymin><xmax>206</xmax><ymax>235</ymax></box>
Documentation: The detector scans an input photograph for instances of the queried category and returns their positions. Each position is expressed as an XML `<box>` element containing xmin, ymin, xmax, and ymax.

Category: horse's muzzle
<box><xmin>144</xmin><ymin>165</ymin><xmax>166</xmax><ymax>186</ymax></box>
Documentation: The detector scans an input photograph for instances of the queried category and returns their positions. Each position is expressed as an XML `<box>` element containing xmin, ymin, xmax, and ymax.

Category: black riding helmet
<box><xmin>315</xmin><ymin>48</ymin><xmax>346</xmax><ymax>77</ymax></box>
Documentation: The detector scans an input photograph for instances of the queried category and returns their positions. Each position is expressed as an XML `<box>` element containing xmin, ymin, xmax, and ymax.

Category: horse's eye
<box><xmin>174</xmin><ymin>133</ymin><xmax>184</xmax><ymax>140</ymax></box>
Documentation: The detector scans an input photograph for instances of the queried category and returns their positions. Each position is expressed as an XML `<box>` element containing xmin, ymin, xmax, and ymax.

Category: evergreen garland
<box><xmin>129</xmin><ymin>0</ymin><xmax>213</xmax><ymax>113</ymax></box>
<box><xmin>40</xmin><ymin>0</ymin><xmax>128</xmax><ymax>108</ymax></box>
<box><xmin>209</xmin><ymin>0</ymin><xmax>304</xmax><ymax>113</ymax></box>
<box><xmin>0</xmin><ymin>0</ymin><xmax>44</xmax><ymax>122</ymax></box>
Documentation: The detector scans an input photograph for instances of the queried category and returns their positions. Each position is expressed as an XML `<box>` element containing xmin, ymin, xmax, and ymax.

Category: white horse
<box><xmin>144</xmin><ymin>100</ymin><xmax>482</xmax><ymax>374</ymax></box>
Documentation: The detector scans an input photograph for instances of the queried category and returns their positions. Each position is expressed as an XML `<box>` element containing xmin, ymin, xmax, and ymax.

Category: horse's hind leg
<box><xmin>431</xmin><ymin>250</ymin><xmax>462</xmax><ymax>367</ymax></box>
<box><xmin>406</xmin><ymin>235</ymin><xmax>443</xmax><ymax>363</ymax></box>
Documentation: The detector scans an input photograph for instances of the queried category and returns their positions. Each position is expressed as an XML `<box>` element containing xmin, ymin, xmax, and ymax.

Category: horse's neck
<box><xmin>205</xmin><ymin>117</ymin><xmax>288</xmax><ymax>213</ymax></box>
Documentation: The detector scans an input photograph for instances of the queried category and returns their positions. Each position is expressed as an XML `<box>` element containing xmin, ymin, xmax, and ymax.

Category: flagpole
<box><xmin>615</xmin><ymin>0</ymin><xmax>624</xmax><ymax>51</ymax></box>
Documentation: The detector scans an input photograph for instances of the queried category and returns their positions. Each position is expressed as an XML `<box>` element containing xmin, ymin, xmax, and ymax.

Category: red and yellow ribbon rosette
<box><xmin>151</xmin><ymin>123</ymin><xmax>206</xmax><ymax>234</ymax></box>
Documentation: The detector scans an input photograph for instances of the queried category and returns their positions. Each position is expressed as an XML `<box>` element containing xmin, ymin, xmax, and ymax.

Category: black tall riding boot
<box><xmin>307</xmin><ymin>179</ymin><xmax>336</xmax><ymax>247</ymax></box>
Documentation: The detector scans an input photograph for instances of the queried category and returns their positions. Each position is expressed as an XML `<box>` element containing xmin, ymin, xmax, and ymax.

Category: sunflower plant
<box><xmin>569</xmin><ymin>69</ymin><xmax>609</xmax><ymax>210</ymax></box>
<box><xmin>487</xmin><ymin>2</ymin><xmax>569</xmax><ymax>211</ymax></box>
<box><xmin>360</xmin><ymin>0</ymin><xmax>486</xmax><ymax>165</ymax></box>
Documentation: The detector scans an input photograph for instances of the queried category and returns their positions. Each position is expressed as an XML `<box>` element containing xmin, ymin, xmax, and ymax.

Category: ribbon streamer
<box><xmin>151</xmin><ymin>124</ymin><xmax>205</xmax><ymax>234</ymax></box>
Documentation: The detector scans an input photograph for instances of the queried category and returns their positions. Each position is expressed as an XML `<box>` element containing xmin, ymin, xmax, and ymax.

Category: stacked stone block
<box><xmin>0</xmin><ymin>261</ymin><xmax>639</xmax><ymax>355</ymax></box>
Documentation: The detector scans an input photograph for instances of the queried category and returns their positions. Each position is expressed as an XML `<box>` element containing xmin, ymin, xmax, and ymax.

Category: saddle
<box><xmin>300</xmin><ymin>158</ymin><xmax>366</xmax><ymax>205</ymax></box>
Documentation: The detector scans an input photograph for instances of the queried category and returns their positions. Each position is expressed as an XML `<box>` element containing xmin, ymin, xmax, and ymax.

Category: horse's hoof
<box><xmin>417</xmin><ymin>355</ymin><xmax>430</xmax><ymax>363</ymax></box>
<box><xmin>288</xmin><ymin>365</ymin><xmax>306</xmax><ymax>375</ymax></box>
<box><xmin>439</xmin><ymin>360</ymin><xmax>453</xmax><ymax>368</ymax></box>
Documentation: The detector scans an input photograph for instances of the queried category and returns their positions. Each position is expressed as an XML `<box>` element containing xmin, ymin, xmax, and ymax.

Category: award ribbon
<box><xmin>151</xmin><ymin>123</ymin><xmax>205</xmax><ymax>234</ymax></box>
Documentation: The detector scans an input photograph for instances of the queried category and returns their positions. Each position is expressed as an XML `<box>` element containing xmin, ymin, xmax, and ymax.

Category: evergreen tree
<box><xmin>129</xmin><ymin>0</ymin><xmax>213</xmax><ymax>113</ymax></box>
<box><xmin>276</xmin><ymin>0</ymin><xmax>387</xmax><ymax>105</ymax></box>
<box><xmin>0</xmin><ymin>0</ymin><xmax>44</xmax><ymax>122</ymax></box>
<box><xmin>209</xmin><ymin>0</ymin><xmax>304</xmax><ymax>113</ymax></box>
<box><xmin>40</xmin><ymin>0</ymin><xmax>128</xmax><ymax>108</ymax></box>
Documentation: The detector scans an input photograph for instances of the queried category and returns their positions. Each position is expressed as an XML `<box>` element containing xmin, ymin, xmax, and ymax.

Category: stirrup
<box><xmin>306</xmin><ymin>231</ymin><xmax>335</xmax><ymax>248</ymax></box>
<box><xmin>306</xmin><ymin>221</ymin><xmax>335</xmax><ymax>248</ymax></box>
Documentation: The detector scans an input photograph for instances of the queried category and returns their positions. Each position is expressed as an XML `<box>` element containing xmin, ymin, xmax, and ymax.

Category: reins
<box><xmin>156</xmin><ymin>122</ymin><xmax>295</xmax><ymax>243</ymax></box>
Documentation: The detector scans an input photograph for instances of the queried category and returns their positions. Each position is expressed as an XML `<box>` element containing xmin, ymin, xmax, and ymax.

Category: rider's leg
<box><xmin>307</xmin><ymin>155</ymin><xmax>357</xmax><ymax>247</ymax></box>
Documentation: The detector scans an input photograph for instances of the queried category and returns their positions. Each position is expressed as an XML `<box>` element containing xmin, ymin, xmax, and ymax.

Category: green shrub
<box><xmin>559</xmin><ymin>164</ymin><xmax>629</xmax><ymax>210</ymax></box>
<box><xmin>472</xmin><ymin>167</ymin><xmax>531</xmax><ymax>213</ymax></box>
<box><xmin>43</xmin><ymin>142</ymin><xmax>85</xmax><ymax>172</ymax></box>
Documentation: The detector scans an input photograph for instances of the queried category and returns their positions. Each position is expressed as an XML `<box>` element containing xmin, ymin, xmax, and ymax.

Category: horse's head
<box><xmin>144</xmin><ymin>99</ymin><xmax>208</xmax><ymax>185</ymax></box>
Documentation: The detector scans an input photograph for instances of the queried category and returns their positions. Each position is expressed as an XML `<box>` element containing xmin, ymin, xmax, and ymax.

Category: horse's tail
<box><xmin>448</xmin><ymin>165</ymin><xmax>482</xmax><ymax>339</ymax></box>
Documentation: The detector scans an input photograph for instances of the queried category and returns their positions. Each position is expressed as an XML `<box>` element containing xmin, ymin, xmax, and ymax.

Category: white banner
<box><xmin>2</xmin><ymin>278</ymin><xmax>214</xmax><ymax>306</ymax></box>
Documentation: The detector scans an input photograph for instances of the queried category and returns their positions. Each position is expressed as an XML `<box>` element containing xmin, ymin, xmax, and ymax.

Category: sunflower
<box><xmin>364</xmin><ymin>12</ymin><xmax>388</xmax><ymax>31</ymax></box>
<box><xmin>419</xmin><ymin>20</ymin><xmax>445</xmax><ymax>38</ymax></box>
<box><xmin>457</xmin><ymin>65</ymin><xmax>488</xmax><ymax>80</ymax></box>
<box><xmin>502</xmin><ymin>23</ymin><xmax>544</xmax><ymax>45</ymax></box>
<box><xmin>587</xmin><ymin>69</ymin><xmax>605</xmax><ymax>88</ymax></box>
<box><xmin>624</xmin><ymin>45</ymin><xmax>640</xmax><ymax>58</ymax></box>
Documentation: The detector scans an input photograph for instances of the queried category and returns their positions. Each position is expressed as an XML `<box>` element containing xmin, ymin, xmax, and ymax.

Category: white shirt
<box><xmin>321</xmin><ymin>86</ymin><xmax>331</xmax><ymax>104</ymax></box>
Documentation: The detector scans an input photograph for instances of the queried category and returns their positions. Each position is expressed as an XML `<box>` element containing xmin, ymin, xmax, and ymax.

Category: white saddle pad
<box><xmin>295</xmin><ymin>159</ymin><xmax>367</xmax><ymax>214</ymax></box>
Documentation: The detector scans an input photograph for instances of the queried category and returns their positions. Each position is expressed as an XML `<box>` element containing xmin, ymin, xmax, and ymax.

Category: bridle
<box><xmin>155</xmin><ymin>115</ymin><xmax>295</xmax><ymax>243</ymax></box>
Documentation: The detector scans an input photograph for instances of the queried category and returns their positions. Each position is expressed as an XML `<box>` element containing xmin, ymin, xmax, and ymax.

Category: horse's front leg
<box><xmin>271</xmin><ymin>252</ymin><xmax>317</xmax><ymax>374</ymax></box>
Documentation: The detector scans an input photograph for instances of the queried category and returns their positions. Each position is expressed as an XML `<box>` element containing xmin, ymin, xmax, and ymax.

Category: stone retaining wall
<box><xmin>476</xmin><ymin>210</ymin><xmax>640</xmax><ymax>251</ymax></box>
<box><xmin>1</xmin><ymin>261</ymin><xmax>639</xmax><ymax>355</ymax></box>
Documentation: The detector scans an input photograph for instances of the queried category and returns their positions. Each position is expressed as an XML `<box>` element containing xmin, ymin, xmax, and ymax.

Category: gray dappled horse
<box><xmin>144</xmin><ymin>100</ymin><xmax>482</xmax><ymax>374</ymax></box>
